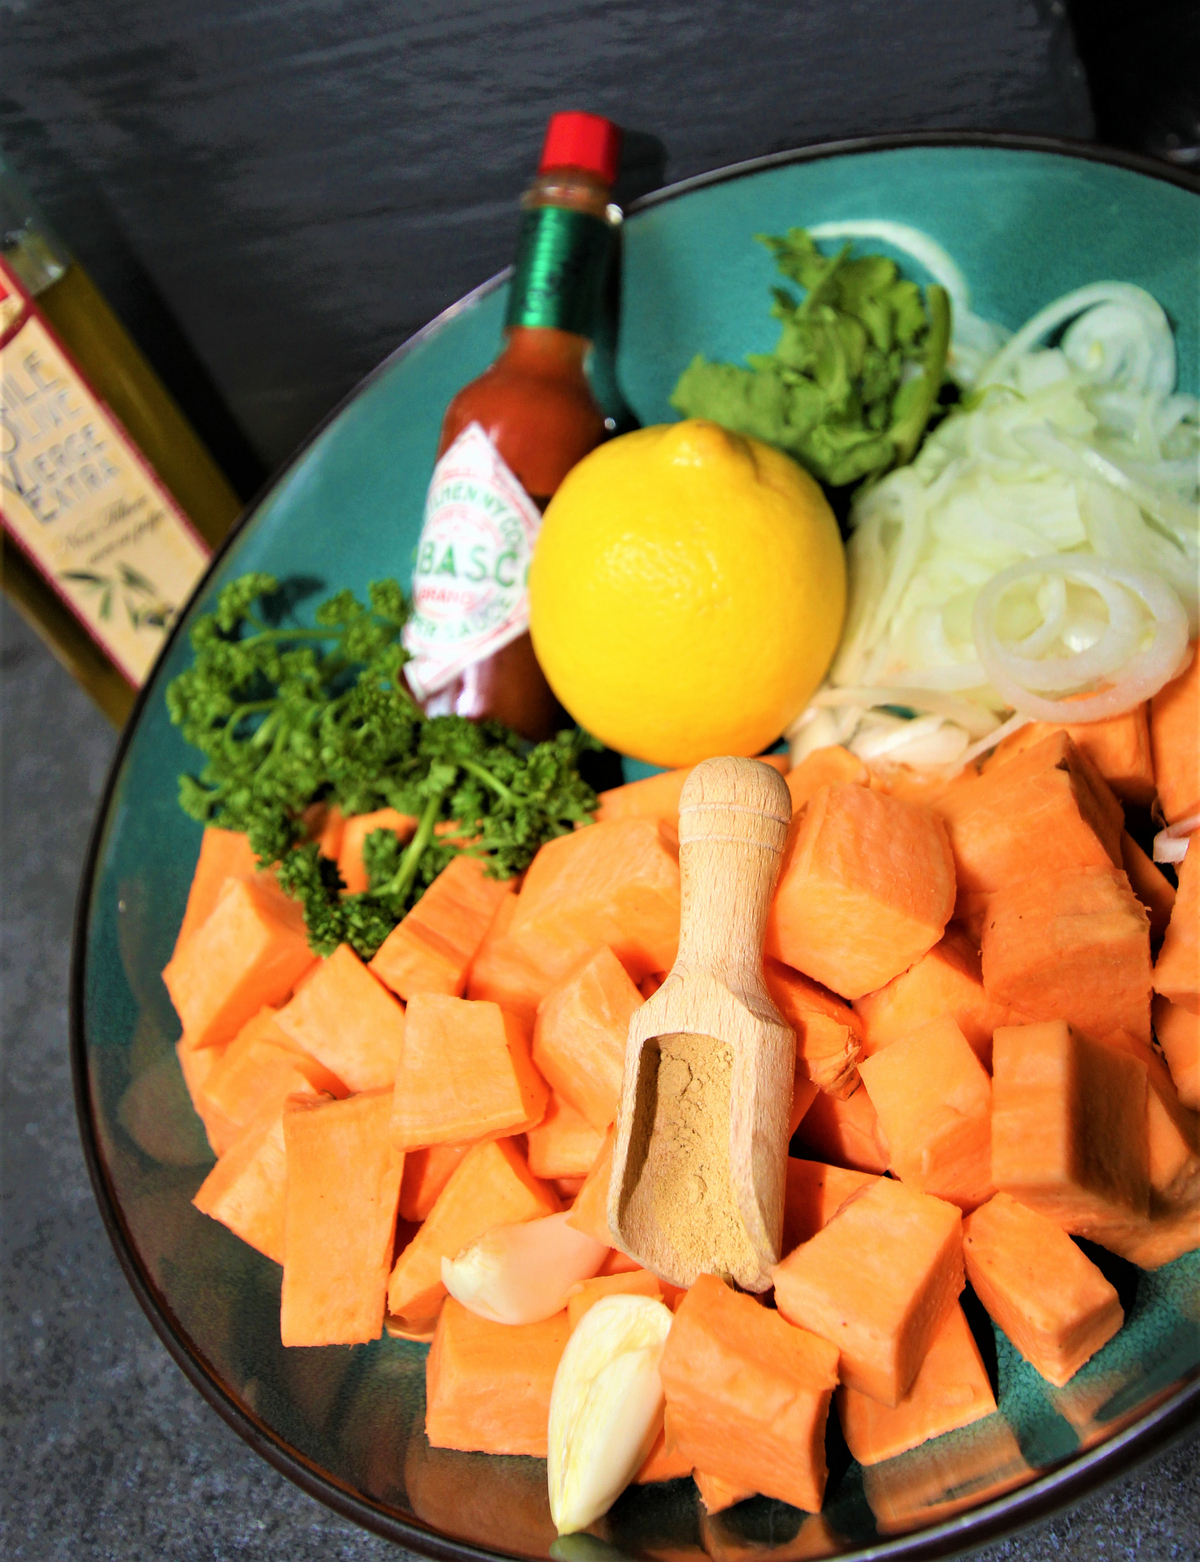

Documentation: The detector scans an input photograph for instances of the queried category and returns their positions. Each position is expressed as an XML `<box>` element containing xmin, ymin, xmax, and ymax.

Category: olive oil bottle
<box><xmin>0</xmin><ymin>156</ymin><xmax>243</xmax><ymax>724</ymax></box>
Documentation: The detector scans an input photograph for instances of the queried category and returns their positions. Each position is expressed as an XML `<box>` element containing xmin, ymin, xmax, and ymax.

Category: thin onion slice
<box><xmin>1153</xmin><ymin>814</ymin><xmax>1199</xmax><ymax>864</ymax></box>
<box><xmin>972</xmin><ymin>556</ymin><xmax>1188</xmax><ymax>723</ymax></box>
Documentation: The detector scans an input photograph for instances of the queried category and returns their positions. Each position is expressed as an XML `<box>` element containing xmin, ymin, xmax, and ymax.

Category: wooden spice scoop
<box><xmin>607</xmin><ymin>755</ymin><xmax>795</xmax><ymax>1291</ymax></box>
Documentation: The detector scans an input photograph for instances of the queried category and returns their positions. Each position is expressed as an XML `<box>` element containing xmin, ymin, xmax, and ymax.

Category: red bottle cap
<box><xmin>538</xmin><ymin>112</ymin><xmax>622</xmax><ymax>185</ymax></box>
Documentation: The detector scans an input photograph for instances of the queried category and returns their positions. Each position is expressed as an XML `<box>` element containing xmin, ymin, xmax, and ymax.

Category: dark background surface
<box><xmin>2</xmin><ymin>1</ymin><xmax>1199</xmax><ymax>1557</ymax></box>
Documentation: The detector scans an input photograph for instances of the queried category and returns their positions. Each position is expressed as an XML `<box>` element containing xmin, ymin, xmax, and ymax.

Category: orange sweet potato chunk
<box><xmin>991</xmin><ymin>1021</ymin><xmax>1149</xmax><ymax>1233</ymax></box>
<box><xmin>791</xmin><ymin>1082</ymin><xmax>889</xmax><ymax>1174</ymax></box>
<box><xmin>984</xmin><ymin>708</ymin><xmax>1155</xmax><ymax>807</ymax></box>
<box><xmin>1121</xmin><ymin>832</ymin><xmax>1177</xmax><ymax>946</ymax></box>
<box><xmin>782</xmin><ymin>1158</ymin><xmax>878</xmax><ymax>1256</ymax></box>
<box><xmin>532</xmin><ymin>945</ymin><xmax>643</xmax><ymax>1131</ymax></box>
<box><xmin>1153</xmin><ymin>847</ymin><xmax>1198</xmax><ymax>1014</ymax></box>
<box><xmin>772</xmin><ymin>1177</ymin><xmax>963</xmax><ymax>1407</ymax></box>
<box><xmin>175</xmin><ymin>1039</ymin><xmax>228</xmax><ymax>1155</ymax></box>
<box><xmin>172</xmin><ymin>827</ymin><xmax>257</xmax><ymax>959</ymax></box>
<box><xmin>369</xmin><ymin>855</ymin><xmax>514</xmax><ymax>1000</ymax></box>
<box><xmin>693</xmin><ymin>1471</ymin><xmax>755</xmax><ymax>1514</ymax></box>
<box><xmin>837</xmin><ymin>1302</ymin><xmax>996</xmax><ymax>1465</ymax></box>
<box><xmin>1155</xmin><ymin>995</ymin><xmax>1199</xmax><ymax>1111</ymax></box>
<box><xmin>526</xmin><ymin>1093</ymin><xmax>606</xmax><ymax>1180</ymax></box>
<box><xmin>507</xmin><ymin>817</ymin><xmax>681</xmax><ymax>993</ymax></box>
<box><xmin>636</xmin><ymin>1429</ymin><xmax>694</xmax><ymax>1484</ymax></box>
<box><xmin>390</xmin><ymin>994</ymin><xmax>548</xmax><ymax>1151</ymax></box>
<box><xmin>463</xmin><ymin>895</ymin><xmax>549</xmax><ymax>1026</ymax></box>
<box><xmin>981</xmin><ymin>866</ymin><xmax>1152</xmax><ymax>1045</ymax></box>
<box><xmin>275</xmin><ymin>942</ymin><xmax>406</xmax><ymax>1091</ymax></box>
<box><xmin>765</xmin><ymin>959</ymin><xmax>862</xmax><ymax>1096</ymax></box>
<box><xmin>567</xmin><ymin>1268</ymin><xmax>662</xmax><ymax>1330</ymax></box>
<box><xmin>200</xmin><ymin>1006</ymin><xmax>346</xmax><ymax>1155</ymax></box>
<box><xmin>766</xmin><ymin>783</ymin><xmax>955</xmax><ymax>1000</ymax></box>
<box><xmin>1150</xmin><ymin>643</ymin><xmax>1199</xmax><ymax>824</ymax></box>
<box><xmin>399</xmin><ymin>1143</ymin><xmax>470</xmax><ymax>1223</ymax></box>
<box><xmin>280</xmin><ymin>1088</ymin><xmax>405</xmax><ymax>1346</ymax></box>
<box><xmin>933</xmin><ymin>732</ymin><xmax>1123</xmax><ymax>906</ymax></box>
<box><xmin>854</xmin><ymin>927</ymin><xmax>1024</xmax><ymax>1068</ymax></box>
<box><xmin>192</xmin><ymin>1096</ymin><xmax>300</xmax><ymax>1263</ymax></box>
<box><xmin>387</xmin><ymin>1137</ymin><xmax>559</xmax><ymax>1329</ymax></box>
<box><xmin>337</xmin><ymin>807</ymin><xmax>417</xmax><ymax>895</ymax></box>
<box><xmin>963</xmin><ymin>1192</ymin><xmax>1122</xmax><ymax>1385</ymax></box>
<box><xmin>859</xmin><ymin>1016</ymin><xmax>994</xmax><ymax>1211</ymax></box>
<box><xmin>425</xmin><ymin>1298</ymin><xmax>570</xmax><ymax>1456</ymax></box>
<box><xmin>564</xmin><ymin>1127</ymin><xmax>614</xmax><ymax>1246</ymax></box>
<box><xmin>659</xmin><ymin>1274</ymin><xmax>839</xmax><ymax>1514</ymax></box>
<box><xmin>163</xmin><ymin>875</ymin><xmax>316</xmax><ymax>1051</ymax></box>
<box><xmin>784</xmin><ymin>746</ymin><xmax>868</xmax><ymax>814</ymax></box>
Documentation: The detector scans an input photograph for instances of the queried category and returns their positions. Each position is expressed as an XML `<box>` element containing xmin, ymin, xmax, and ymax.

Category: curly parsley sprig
<box><xmin>167</xmin><ymin>573</ymin><xmax>599</xmax><ymax>957</ymax></box>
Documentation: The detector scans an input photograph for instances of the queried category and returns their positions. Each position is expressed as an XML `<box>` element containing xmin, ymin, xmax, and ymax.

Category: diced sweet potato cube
<box><xmin>765</xmin><ymin>959</ymin><xmax>862</xmax><ymax>1096</ymax></box>
<box><xmin>963</xmin><ymin>1192</ymin><xmax>1122</xmax><ymax>1385</ymax></box>
<box><xmin>1155</xmin><ymin>995</ymin><xmax>1199</xmax><ymax>1110</ymax></box>
<box><xmin>784</xmin><ymin>746</ymin><xmax>868</xmax><ymax>814</ymax></box>
<box><xmin>1153</xmin><ymin>846</ymin><xmax>1197</xmax><ymax>1014</ymax></box>
<box><xmin>1150</xmin><ymin>643</ymin><xmax>1199</xmax><ymax>824</ymax></box>
<box><xmin>854</xmin><ymin>927</ymin><xmax>1025</xmax><ymax>1068</ymax></box>
<box><xmin>507</xmin><ymin>818</ymin><xmax>681</xmax><ymax>994</ymax></box>
<box><xmin>766</xmin><ymin>783</ymin><xmax>955</xmax><ymax>1000</ymax></box>
<box><xmin>399</xmin><ymin>1143</ymin><xmax>470</xmax><ymax>1222</ymax></box>
<box><xmin>463</xmin><ymin>896</ymin><xmax>548</xmax><ymax>1026</ymax></box>
<box><xmin>175</xmin><ymin>1039</ymin><xmax>227</xmax><ymax>1155</ymax></box>
<box><xmin>660</xmin><ymin>1274</ymin><xmax>839</xmax><ymax>1513</ymax></box>
<box><xmin>390</xmin><ymin>994</ymin><xmax>548</xmax><ymax>1151</ymax></box>
<box><xmin>782</xmin><ymin>1158</ymin><xmax>878</xmax><ymax>1256</ymax></box>
<box><xmin>315</xmin><ymin>804</ymin><xmax>345</xmax><ymax>860</ymax></box>
<box><xmin>192</xmin><ymin>1096</ymin><xmax>300</xmax><ymax>1263</ymax></box>
<box><xmin>837</xmin><ymin>1302</ymin><xmax>996</xmax><ymax>1465</ymax></box>
<box><xmin>789</xmin><ymin>1073</ymin><xmax>819</xmax><ymax>1138</ymax></box>
<box><xmin>526</xmin><ymin>1093</ymin><xmax>606</xmax><ymax>1180</ymax></box>
<box><xmin>532</xmin><ymin>945</ymin><xmax>643</xmax><ymax>1130</ymax></box>
<box><xmin>772</xmin><ymin>1177</ymin><xmax>963</xmax><ymax>1407</ymax></box>
<box><xmin>933</xmin><ymin>733</ymin><xmax>1122</xmax><ymax>909</ymax></box>
<box><xmin>163</xmin><ymin>875</ymin><xmax>316</xmax><ymax>1051</ymax></box>
<box><xmin>792</xmin><ymin>1082</ymin><xmax>889</xmax><ymax>1174</ymax></box>
<box><xmin>567</xmin><ymin>1269</ymin><xmax>662</xmax><ymax>1331</ymax></box>
<box><xmin>275</xmin><ymin>942</ymin><xmax>406</xmax><ymax>1091</ymax></box>
<box><xmin>199</xmin><ymin>1005</ymin><xmax>346</xmax><ymax>1155</ymax></box>
<box><xmin>369</xmin><ymin>855</ymin><xmax>514</xmax><ymax>1000</ymax></box>
<box><xmin>635</xmin><ymin>1428</ymin><xmax>694</xmax><ymax>1484</ymax></box>
<box><xmin>425</xmin><ymin>1298</ymin><xmax>570</xmax><ymax>1456</ymax></box>
<box><xmin>563</xmin><ymin>1127</ymin><xmax>614</xmax><ymax>1246</ymax></box>
<box><xmin>991</xmin><ymin>1021</ymin><xmax>1149</xmax><ymax>1232</ymax></box>
<box><xmin>1121</xmin><ymin>831</ymin><xmax>1177</xmax><ymax>945</ymax></box>
<box><xmin>280</xmin><ymin>1088</ymin><xmax>405</xmax><ymax>1346</ymax></box>
<box><xmin>984</xmin><ymin>708</ymin><xmax>1155</xmax><ymax>807</ymax></box>
<box><xmin>337</xmin><ymin>807</ymin><xmax>417</xmax><ymax>895</ymax></box>
<box><xmin>859</xmin><ymin>1016</ymin><xmax>994</xmax><ymax>1211</ymax></box>
<box><xmin>981</xmin><ymin>866</ymin><xmax>1152</xmax><ymax>1044</ymax></box>
<box><xmin>693</xmin><ymin>1471</ymin><xmax>755</xmax><ymax>1514</ymax></box>
<box><xmin>172</xmin><ymin>826</ymin><xmax>257</xmax><ymax>958</ymax></box>
<box><xmin>387</xmin><ymin>1137</ymin><xmax>559</xmax><ymax>1329</ymax></box>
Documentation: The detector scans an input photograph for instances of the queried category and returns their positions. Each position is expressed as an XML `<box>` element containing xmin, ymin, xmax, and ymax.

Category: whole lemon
<box><xmin>529</xmin><ymin>419</ymin><xmax>847</xmax><ymax>767</ymax></box>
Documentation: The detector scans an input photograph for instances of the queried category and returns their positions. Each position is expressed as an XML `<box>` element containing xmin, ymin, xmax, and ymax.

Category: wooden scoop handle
<box><xmin>675</xmin><ymin>756</ymin><xmax>791</xmax><ymax>1000</ymax></box>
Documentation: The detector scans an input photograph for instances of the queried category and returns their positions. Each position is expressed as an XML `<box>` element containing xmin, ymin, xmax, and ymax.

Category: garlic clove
<box><xmin>441</xmin><ymin>1210</ymin><xmax>609</xmax><ymax>1326</ymax></box>
<box><xmin>548</xmin><ymin>1293</ymin><xmax>674</xmax><ymax>1535</ymax></box>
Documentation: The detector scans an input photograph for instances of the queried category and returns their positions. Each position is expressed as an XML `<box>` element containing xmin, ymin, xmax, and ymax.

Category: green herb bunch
<box><xmin>167</xmin><ymin>573</ymin><xmax>599</xmax><ymax>958</ymax></box>
<box><xmin>670</xmin><ymin>228</ymin><xmax>951</xmax><ymax>489</ymax></box>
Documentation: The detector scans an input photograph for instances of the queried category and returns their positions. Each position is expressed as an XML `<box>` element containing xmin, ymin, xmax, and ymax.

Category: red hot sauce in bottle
<box><xmin>403</xmin><ymin>112</ymin><xmax>622</xmax><ymax>740</ymax></box>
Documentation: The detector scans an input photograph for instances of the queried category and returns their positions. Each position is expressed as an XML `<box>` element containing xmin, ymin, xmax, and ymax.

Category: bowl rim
<box><xmin>71</xmin><ymin>129</ymin><xmax>1200</xmax><ymax>1561</ymax></box>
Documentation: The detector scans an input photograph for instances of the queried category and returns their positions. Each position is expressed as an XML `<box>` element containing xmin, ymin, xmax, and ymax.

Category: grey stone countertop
<box><xmin>2</xmin><ymin>601</ymin><xmax>1197</xmax><ymax>1560</ymax></box>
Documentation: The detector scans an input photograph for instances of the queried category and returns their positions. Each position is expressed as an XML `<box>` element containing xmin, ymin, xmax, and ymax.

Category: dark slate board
<box><xmin>1</xmin><ymin>0</ymin><xmax>1092</xmax><ymax>470</ymax></box>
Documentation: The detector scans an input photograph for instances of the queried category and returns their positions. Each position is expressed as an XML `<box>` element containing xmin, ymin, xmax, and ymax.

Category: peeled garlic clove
<box><xmin>441</xmin><ymin>1211</ymin><xmax>609</xmax><ymax>1325</ymax></box>
<box><xmin>548</xmin><ymin>1293</ymin><xmax>674</xmax><ymax>1535</ymax></box>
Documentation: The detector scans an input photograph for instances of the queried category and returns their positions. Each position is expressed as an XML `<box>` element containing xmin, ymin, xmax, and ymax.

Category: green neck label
<box><xmin>504</xmin><ymin>206</ymin><xmax>612</xmax><ymax>336</ymax></box>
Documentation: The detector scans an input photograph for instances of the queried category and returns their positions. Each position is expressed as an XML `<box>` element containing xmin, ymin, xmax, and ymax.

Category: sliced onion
<box><xmin>979</xmin><ymin>284</ymin><xmax>1174</xmax><ymax>392</ymax></box>
<box><xmin>813</xmin><ymin>685</ymin><xmax>1001</xmax><ymax>739</ymax></box>
<box><xmin>972</xmin><ymin>556</ymin><xmax>1189</xmax><ymax>722</ymax></box>
<box><xmin>1153</xmin><ymin>814</ymin><xmax>1199</xmax><ymax>864</ymax></box>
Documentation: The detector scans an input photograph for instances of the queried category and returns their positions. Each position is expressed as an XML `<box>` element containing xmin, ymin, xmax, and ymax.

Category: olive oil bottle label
<box><xmin>403</xmin><ymin>421</ymin><xmax>542</xmax><ymax>698</ymax></box>
<box><xmin>0</xmin><ymin>256</ymin><xmax>211</xmax><ymax>687</ymax></box>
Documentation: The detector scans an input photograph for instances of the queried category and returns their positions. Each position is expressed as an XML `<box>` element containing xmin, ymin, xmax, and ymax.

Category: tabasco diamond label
<box><xmin>403</xmin><ymin>421</ymin><xmax>542</xmax><ymax>698</ymax></box>
<box><xmin>0</xmin><ymin>256</ymin><xmax>211</xmax><ymax>687</ymax></box>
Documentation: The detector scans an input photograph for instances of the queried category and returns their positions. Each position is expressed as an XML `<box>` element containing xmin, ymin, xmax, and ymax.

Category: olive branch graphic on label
<box><xmin>60</xmin><ymin>562</ymin><xmax>177</xmax><ymax>630</ymax></box>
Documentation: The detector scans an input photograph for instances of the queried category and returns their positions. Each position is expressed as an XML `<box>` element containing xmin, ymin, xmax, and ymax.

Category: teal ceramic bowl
<box><xmin>73</xmin><ymin>134</ymin><xmax>1200</xmax><ymax>1560</ymax></box>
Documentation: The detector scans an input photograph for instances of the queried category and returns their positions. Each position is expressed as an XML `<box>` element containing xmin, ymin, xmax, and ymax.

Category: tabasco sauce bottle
<box><xmin>402</xmin><ymin>111</ymin><xmax>622</xmax><ymax>740</ymax></box>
